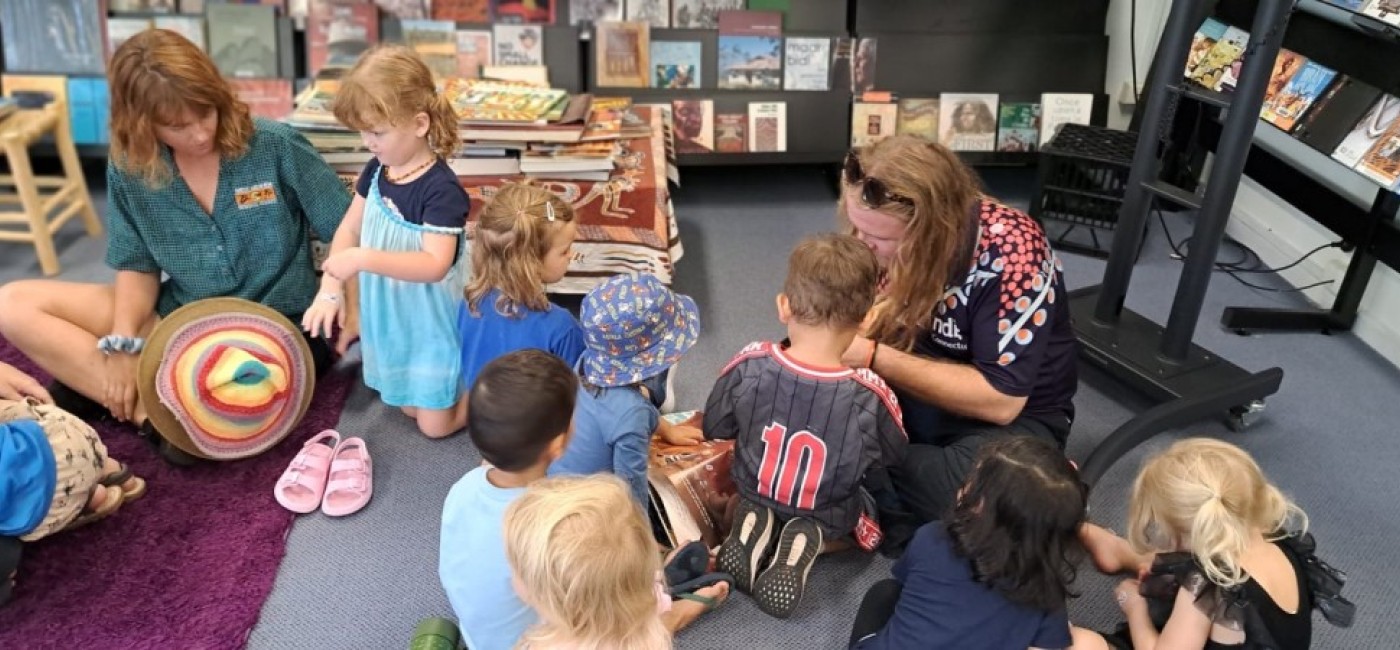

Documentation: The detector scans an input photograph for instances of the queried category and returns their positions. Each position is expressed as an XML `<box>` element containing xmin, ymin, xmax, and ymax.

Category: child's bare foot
<box><xmin>662</xmin><ymin>582</ymin><xmax>730</xmax><ymax>633</ymax></box>
<box><xmin>86</xmin><ymin>484</ymin><xmax>114</xmax><ymax>512</ymax></box>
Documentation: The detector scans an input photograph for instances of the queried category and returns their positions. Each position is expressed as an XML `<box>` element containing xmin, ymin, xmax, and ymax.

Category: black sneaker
<box><xmin>715</xmin><ymin>499</ymin><xmax>775</xmax><ymax>594</ymax></box>
<box><xmin>47</xmin><ymin>380</ymin><xmax>111</xmax><ymax>423</ymax></box>
<box><xmin>752</xmin><ymin>516</ymin><xmax>823</xmax><ymax>619</ymax></box>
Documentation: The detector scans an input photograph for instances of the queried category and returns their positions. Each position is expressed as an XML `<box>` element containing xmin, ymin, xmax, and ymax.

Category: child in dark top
<box><xmin>706</xmin><ymin>233</ymin><xmax>908</xmax><ymax>619</ymax></box>
<box><xmin>1075</xmin><ymin>439</ymin><xmax>1316</xmax><ymax>650</ymax></box>
<box><xmin>849</xmin><ymin>435</ymin><xmax>1085</xmax><ymax>650</ymax></box>
<box><xmin>548</xmin><ymin>273</ymin><xmax>705</xmax><ymax>509</ymax></box>
<box><xmin>304</xmin><ymin>45</ymin><xmax>471</xmax><ymax>438</ymax></box>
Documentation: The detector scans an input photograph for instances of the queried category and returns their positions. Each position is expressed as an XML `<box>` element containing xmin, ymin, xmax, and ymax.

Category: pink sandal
<box><xmin>321</xmin><ymin>437</ymin><xmax>372</xmax><ymax>517</ymax></box>
<box><xmin>274</xmin><ymin>430</ymin><xmax>341</xmax><ymax>513</ymax></box>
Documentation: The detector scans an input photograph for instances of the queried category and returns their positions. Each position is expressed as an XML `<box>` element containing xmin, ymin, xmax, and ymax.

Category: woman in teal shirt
<box><xmin>0</xmin><ymin>30</ymin><xmax>352</xmax><ymax>426</ymax></box>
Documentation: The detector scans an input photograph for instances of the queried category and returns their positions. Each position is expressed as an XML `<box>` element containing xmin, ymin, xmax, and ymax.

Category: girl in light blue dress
<box><xmin>303</xmin><ymin>45</ymin><xmax>470</xmax><ymax>438</ymax></box>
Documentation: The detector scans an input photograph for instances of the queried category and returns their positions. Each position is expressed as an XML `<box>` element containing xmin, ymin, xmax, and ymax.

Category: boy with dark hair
<box><xmin>705</xmin><ymin>233</ymin><xmax>909</xmax><ymax>619</ymax></box>
<box><xmin>439</xmin><ymin>349</ymin><xmax>578</xmax><ymax>650</ymax></box>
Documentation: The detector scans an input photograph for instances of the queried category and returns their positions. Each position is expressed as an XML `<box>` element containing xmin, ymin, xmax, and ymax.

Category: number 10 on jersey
<box><xmin>756</xmin><ymin>422</ymin><xmax>828</xmax><ymax>509</ymax></box>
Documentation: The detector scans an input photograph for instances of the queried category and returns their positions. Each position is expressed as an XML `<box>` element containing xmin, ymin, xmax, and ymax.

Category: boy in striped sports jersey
<box><xmin>705</xmin><ymin>233</ymin><xmax>908</xmax><ymax>619</ymax></box>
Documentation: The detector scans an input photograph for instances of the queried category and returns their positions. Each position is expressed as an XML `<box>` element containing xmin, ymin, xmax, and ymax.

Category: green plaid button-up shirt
<box><xmin>105</xmin><ymin>119</ymin><xmax>351</xmax><ymax>319</ymax></box>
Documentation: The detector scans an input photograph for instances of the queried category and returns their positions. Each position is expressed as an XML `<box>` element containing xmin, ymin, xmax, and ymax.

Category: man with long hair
<box><xmin>836</xmin><ymin>135</ymin><xmax>1079</xmax><ymax>523</ymax></box>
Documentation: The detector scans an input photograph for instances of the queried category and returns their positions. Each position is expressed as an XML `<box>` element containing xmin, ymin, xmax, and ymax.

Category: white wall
<box><xmin>1103</xmin><ymin>0</ymin><xmax>1171</xmax><ymax>129</ymax></box>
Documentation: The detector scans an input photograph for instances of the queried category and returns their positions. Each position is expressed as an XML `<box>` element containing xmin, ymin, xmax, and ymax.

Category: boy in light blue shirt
<box><xmin>439</xmin><ymin>350</ymin><xmax>578</xmax><ymax>650</ymax></box>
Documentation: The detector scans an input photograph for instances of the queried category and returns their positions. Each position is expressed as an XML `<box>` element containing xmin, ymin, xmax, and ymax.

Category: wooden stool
<box><xmin>0</xmin><ymin>101</ymin><xmax>103</xmax><ymax>276</ymax></box>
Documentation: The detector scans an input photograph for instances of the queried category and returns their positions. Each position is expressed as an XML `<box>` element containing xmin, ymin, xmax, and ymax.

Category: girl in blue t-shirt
<box><xmin>849</xmin><ymin>435</ymin><xmax>1086</xmax><ymax>650</ymax></box>
<box><xmin>457</xmin><ymin>182</ymin><xmax>584</xmax><ymax>394</ymax></box>
<box><xmin>303</xmin><ymin>45</ymin><xmax>471</xmax><ymax>438</ymax></box>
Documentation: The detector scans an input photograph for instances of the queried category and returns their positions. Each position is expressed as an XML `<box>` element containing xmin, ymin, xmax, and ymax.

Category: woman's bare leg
<box><xmin>0</xmin><ymin>280</ymin><xmax>155</xmax><ymax>421</ymax></box>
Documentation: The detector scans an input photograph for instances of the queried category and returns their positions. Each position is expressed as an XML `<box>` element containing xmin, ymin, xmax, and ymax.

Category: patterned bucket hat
<box><xmin>580</xmin><ymin>274</ymin><xmax>700</xmax><ymax>388</ymax></box>
<box><xmin>138</xmin><ymin>297</ymin><xmax>316</xmax><ymax>461</ymax></box>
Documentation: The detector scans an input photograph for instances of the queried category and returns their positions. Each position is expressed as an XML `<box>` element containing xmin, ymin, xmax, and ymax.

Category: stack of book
<box><xmin>284</xmin><ymin>76</ymin><xmax>644</xmax><ymax>182</ymax></box>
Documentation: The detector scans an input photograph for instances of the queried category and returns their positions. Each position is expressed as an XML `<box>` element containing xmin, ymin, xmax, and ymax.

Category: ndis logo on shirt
<box><xmin>931</xmin><ymin>316</ymin><xmax>966</xmax><ymax>352</ymax></box>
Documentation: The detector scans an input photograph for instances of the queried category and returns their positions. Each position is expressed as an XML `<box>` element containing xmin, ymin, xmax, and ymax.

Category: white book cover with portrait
<box><xmin>938</xmin><ymin>93</ymin><xmax>999</xmax><ymax>151</ymax></box>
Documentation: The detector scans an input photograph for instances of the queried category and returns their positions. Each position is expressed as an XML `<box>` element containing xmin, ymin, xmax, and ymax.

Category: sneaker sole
<box><xmin>752</xmin><ymin>518</ymin><xmax>823</xmax><ymax>619</ymax></box>
<box><xmin>715</xmin><ymin>500</ymin><xmax>774</xmax><ymax>593</ymax></box>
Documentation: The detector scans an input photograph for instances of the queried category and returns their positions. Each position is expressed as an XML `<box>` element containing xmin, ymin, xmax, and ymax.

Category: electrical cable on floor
<box><xmin>1152</xmin><ymin>207</ymin><xmax>1341</xmax><ymax>293</ymax></box>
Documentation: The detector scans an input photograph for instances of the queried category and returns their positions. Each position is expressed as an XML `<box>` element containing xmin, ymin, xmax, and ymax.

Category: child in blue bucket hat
<box><xmin>548</xmin><ymin>273</ymin><xmax>702</xmax><ymax>508</ymax></box>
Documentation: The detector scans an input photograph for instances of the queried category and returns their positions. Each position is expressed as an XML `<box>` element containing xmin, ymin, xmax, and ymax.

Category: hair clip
<box><xmin>545</xmin><ymin>201</ymin><xmax>556</xmax><ymax>222</ymax></box>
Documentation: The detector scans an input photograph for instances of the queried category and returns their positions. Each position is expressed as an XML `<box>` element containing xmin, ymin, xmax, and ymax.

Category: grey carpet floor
<box><xmin>2</xmin><ymin>165</ymin><xmax>1395</xmax><ymax>649</ymax></box>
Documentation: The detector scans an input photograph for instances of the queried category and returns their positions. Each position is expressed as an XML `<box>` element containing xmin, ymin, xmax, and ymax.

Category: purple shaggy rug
<box><xmin>0</xmin><ymin>336</ymin><xmax>352</xmax><ymax>649</ymax></box>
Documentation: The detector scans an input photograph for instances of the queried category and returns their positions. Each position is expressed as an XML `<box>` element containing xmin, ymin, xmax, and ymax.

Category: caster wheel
<box><xmin>1226</xmin><ymin>400</ymin><xmax>1266</xmax><ymax>432</ymax></box>
<box><xmin>158</xmin><ymin>439</ymin><xmax>201</xmax><ymax>467</ymax></box>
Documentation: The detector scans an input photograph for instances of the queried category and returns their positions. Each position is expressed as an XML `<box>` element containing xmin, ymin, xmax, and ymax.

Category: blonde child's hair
<box><xmin>504</xmin><ymin>475</ymin><xmax>669</xmax><ymax>650</ymax></box>
<box><xmin>330</xmin><ymin>44</ymin><xmax>460</xmax><ymax>160</ymax></box>
<box><xmin>1127</xmin><ymin>438</ymin><xmax>1308</xmax><ymax>588</ymax></box>
<box><xmin>466</xmin><ymin>183</ymin><xmax>576</xmax><ymax>317</ymax></box>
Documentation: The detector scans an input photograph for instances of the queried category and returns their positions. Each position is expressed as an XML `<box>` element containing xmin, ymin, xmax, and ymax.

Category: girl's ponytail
<box><xmin>429</xmin><ymin>92</ymin><xmax>460</xmax><ymax>160</ymax></box>
<box><xmin>1189</xmin><ymin>487</ymin><xmax>1251</xmax><ymax>588</ymax></box>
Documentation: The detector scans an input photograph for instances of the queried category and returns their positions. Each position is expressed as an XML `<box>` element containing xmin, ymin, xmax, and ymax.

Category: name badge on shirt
<box><xmin>234</xmin><ymin>182</ymin><xmax>277</xmax><ymax>209</ymax></box>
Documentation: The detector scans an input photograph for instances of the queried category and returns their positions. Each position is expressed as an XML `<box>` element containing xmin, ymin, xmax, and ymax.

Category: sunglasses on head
<box><xmin>843</xmin><ymin>151</ymin><xmax>913</xmax><ymax>208</ymax></box>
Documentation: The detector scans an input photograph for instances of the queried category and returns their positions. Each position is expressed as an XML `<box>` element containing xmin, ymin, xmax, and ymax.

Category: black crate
<box><xmin>1031</xmin><ymin>123</ymin><xmax>1139</xmax><ymax>258</ymax></box>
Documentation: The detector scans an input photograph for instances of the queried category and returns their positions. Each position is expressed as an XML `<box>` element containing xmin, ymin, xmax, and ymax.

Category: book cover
<box><xmin>112</xmin><ymin>0</ymin><xmax>177</xmax><ymax>12</ymax></box>
<box><xmin>647</xmin><ymin>411</ymin><xmax>737</xmax><ymax>549</ymax></box>
<box><xmin>673</xmin><ymin>99</ymin><xmax>713</xmax><ymax>153</ymax></box>
<box><xmin>1262</xmin><ymin>59</ymin><xmax>1338</xmax><ymax>132</ymax></box>
<box><xmin>403</xmin><ymin>20</ymin><xmax>459</xmax><ymax>80</ymax></box>
<box><xmin>434</xmin><ymin>0</ymin><xmax>491</xmax><ymax>22</ymax></box>
<box><xmin>445</xmin><ymin>79</ymin><xmax>569</xmax><ymax>123</ymax></box>
<box><xmin>1294</xmin><ymin>78</ymin><xmax>1384</xmax><ymax>156</ymax></box>
<box><xmin>783</xmin><ymin>37</ymin><xmax>831</xmax><ymax>91</ymax></box>
<box><xmin>1323</xmin><ymin>0</ymin><xmax>1367</xmax><ymax>9</ymax></box>
<box><xmin>0</xmin><ymin>0</ymin><xmax>106</xmax><ymax>75</ymax></box>
<box><xmin>154</xmin><ymin>16</ymin><xmax>206</xmax><ymax>52</ymax></box>
<box><xmin>482</xmin><ymin>64</ymin><xmax>551</xmax><ymax>85</ymax></box>
<box><xmin>717</xmin><ymin>10</ymin><xmax>781</xmax><ymax>36</ymax></box>
<box><xmin>938</xmin><ymin>93</ymin><xmax>998</xmax><ymax>151</ymax></box>
<box><xmin>997</xmin><ymin>102</ymin><xmax>1041</xmax><ymax>152</ymax></box>
<box><xmin>376</xmin><ymin>0</ymin><xmax>429</xmax><ymax>19</ymax></box>
<box><xmin>896</xmin><ymin>98</ymin><xmax>939</xmax><ymax>142</ymax></box>
<box><xmin>851</xmin><ymin>102</ymin><xmax>898</xmax><ymax>147</ymax></box>
<box><xmin>1332</xmin><ymin>95</ymin><xmax>1400</xmax><ymax>168</ymax></box>
<box><xmin>456</xmin><ymin>30</ymin><xmax>494</xmax><ymax>79</ymax></box>
<box><xmin>747</xmin><ymin>101</ymin><xmax>786</xmax><ymax>152</ymax></box>
<box><xmin>718</xmin><ymin>36</ymin><xmax>781</xmax><ymax>90</ymax></box>
<box><xmin>714</xmin><ymin>112</ymin><xmax>746</xmax><ymax>152</ymax></box>
<box><xmin>671</xmin><ymin>0</ymin><xmax>742</xmax><ymax>29</ymax></box>
<box><xmin>230</xmin><ymin>78</ymin><xmax>293</xmax><ymax>120</ymax></box>
<box><xmin>626</xmin><ymin>0</ymin><xmax>668</xmax><ymax>27</ymax></box>
<box><xmin>1185</xmin><ymin>18</ymin><xmax>1228</xmax><ymax>78</ymax></box>
<box><xmin>595</xmin><ymin>21</ymin><xmax>650</xmax><ymax>88</ymax></box>
<box><xmin>1189</xmin><ymin>26</ymin><xmax>1247</xmax><ymax>92</ymax></box>
<box><xmin>650</xmin><ymin>40</ymin><xmax>701</xmax><ymax>89</ymax></box>
<box><xmin>208</xmin><ymin>3</ymin><xmax>279</xmax><ymax>78</ymax></box>
<box><xmin>307</xmin><ymin>1</ymin><xmax>378</xmax><ymax>77</ymax></box>
<box><xmin>1356</xmin><ymin>116</ymin><xmax>1400</xmax><ymax>189</ymax></box>
<box><xmin>493</xmin><ymin>0</ymin><xmax>556</xmax><ymax>24</ymax></box>
<box><xmin>830</xmin><ymin>37</ymin><xmax>853</xmax><ymax>95</ymax></box>
<box><xmin>851</xmin><ymin>37</ymin><xmax>877</xmax><ymax>94</ymax></box>
<box><xmin>1259</xmin><ymin>49</ymin><xmax>1307</xmax><ymax>117</ymax></box>
<box><xmin>570</xmin><ymin>0</ymin><xmax>623</xmax><ymax>25</ymax></box>
<box><xmin>1362</xmin><ymin>0</ymin><xmax>1400</xmax><ymax>25</ymax></box>
<box><xmin>108</xmin><ymin>18</ymin><xmax>154</xmax><ymax>59</ymax></box>
<box><xmin>494</xmin><ymin>24</ymin><xmax>546</xmax><ymax>65</ymax></box>
<box><xmin>1039</xmin><ymin>93</ymin><xmax>1093</xmax><ymax>146</ymax></box>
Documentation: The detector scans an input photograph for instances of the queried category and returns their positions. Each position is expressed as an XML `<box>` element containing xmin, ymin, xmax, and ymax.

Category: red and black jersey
<box><xmin>703</xmin><ymin>341</ymin><xmax>908</xmax><ymax>538</ymax></box>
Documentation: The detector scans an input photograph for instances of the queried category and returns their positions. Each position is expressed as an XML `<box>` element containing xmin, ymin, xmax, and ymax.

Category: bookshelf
<box><xmin>1191</xmin><ymin>0</ymin><xmax>1400</xmax><ymax>334</ymax></box>
<box><xmin>853</xmin><ymin>0</ymin><xmax>1111</xmax><ymax>165</ymax></box>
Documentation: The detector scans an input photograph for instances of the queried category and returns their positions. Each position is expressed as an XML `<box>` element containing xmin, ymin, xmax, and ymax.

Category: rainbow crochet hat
<box><xmin>138</xmin><ymin>298</ymin><xmax>316</xmax><ymax>461</ymax></box>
